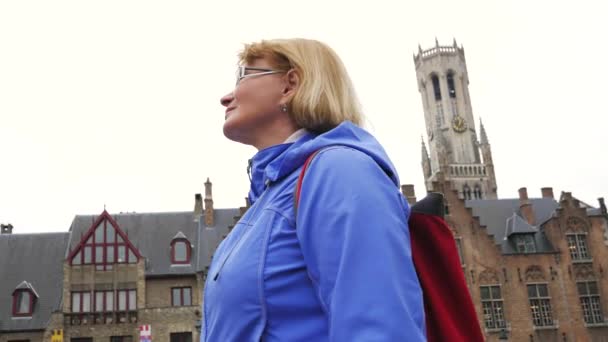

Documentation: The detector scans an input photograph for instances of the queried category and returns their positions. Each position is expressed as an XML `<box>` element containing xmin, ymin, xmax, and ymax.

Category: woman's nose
<box><xmin>220</xmin><ymin>92</ymin><xmax>234</xmax><ymax>107</ymax></box>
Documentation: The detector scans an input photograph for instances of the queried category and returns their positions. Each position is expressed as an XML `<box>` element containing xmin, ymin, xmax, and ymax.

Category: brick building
<box><xmin>413</xmin><ymin>40</ymin><xmax>608</xmax><ymax>341</ymax></box>
<box><xmin>0</xmin><ymin>180</ymin><xmax>246</xmax><ymax>342</ymax></box>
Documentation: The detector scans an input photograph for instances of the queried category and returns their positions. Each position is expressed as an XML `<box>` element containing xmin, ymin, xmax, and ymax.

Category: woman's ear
<box><xmin>282</xmin><ymin>69</ymin><xmax>300</xmax><ymax>97</ymax></box>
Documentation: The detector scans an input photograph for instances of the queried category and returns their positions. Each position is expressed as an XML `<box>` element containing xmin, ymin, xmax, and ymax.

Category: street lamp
<box><xmin>498</xmin><ymin>328</ymin><xmax>508</xmax><ymax>340</ymax></box>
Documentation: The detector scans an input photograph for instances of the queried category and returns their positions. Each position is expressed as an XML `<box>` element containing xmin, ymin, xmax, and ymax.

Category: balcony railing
<box><xmin>65</xmin><ymin>311</ymin><xmax>138</xmax><ymax>325</ymax></box>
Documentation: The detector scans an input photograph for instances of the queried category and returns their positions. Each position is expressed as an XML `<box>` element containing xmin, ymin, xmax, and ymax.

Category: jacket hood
<box><xmin>248</xmin><ymin>121</ymin><xmax>400</xmax><ymax>202</ymax></box>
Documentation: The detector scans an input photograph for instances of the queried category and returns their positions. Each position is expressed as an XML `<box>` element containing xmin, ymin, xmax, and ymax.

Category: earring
<box><xmin>281</xmin><ymin>105</ymin><xmax>288</xmax><ymax>113</ymax></box>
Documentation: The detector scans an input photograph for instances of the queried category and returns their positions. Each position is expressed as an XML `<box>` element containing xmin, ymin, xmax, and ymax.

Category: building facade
<box><xmin>0</xmin><ymin>180</ymin><xmax>247</xmax><ymax>342</ymax></box>
<box><xmin>412</xmin><ymin>40</ymin><xmax>608</xmax><ymax>342</ymax></box>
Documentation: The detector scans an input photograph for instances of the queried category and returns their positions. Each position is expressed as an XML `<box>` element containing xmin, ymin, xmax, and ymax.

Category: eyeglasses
<box><xmin>236</xmin><ymin>66</ymin><xmax>286</xmax><ymax>84</ymax></box>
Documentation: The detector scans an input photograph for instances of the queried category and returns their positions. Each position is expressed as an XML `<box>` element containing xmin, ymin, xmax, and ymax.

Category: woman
<box><xmin>203</xmin><ymin>38</ymin><xmax>426</xmax><ymax>341</ymax></box>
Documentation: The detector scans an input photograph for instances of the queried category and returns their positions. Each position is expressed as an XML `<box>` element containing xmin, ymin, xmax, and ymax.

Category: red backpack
<box><xmin>294</xmin><ymin>150</ymin><xmax>484</xmax><ymax>342</ymax></box>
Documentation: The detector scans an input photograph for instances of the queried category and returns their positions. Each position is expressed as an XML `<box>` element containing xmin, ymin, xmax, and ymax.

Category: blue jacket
<box><xmin>203</xmin><ymin>122</ymin><xmax>426</xmax><ymax>341</ymax></box>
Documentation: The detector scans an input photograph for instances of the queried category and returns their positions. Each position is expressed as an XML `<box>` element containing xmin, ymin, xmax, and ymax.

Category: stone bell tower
<box><xmin>414</xmin><ymin>39</ymin><xmax>497</xmax><ymax>199</ymax></box>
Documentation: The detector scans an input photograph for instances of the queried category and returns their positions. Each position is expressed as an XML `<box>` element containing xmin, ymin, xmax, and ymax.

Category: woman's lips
<box><xmin>225</xmin><ymin>107</ymin><xmax>236</xmax><ymax>119</ymax></box>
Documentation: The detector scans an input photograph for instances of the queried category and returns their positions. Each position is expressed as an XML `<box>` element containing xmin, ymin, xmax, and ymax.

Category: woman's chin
<box><xmin>223</xmin><ymin>121</ymin><xmax>246</xmax><ymax>144</ymax></box>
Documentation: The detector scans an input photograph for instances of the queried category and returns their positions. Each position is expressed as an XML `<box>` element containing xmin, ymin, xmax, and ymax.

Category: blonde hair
<box><xmin>238</xmin><ymin>38</ymin><xmax>364</xmax><ymax>133</ymax></box>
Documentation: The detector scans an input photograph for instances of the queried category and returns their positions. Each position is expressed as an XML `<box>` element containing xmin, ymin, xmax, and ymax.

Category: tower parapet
<box><xmin>413</xmin><ymin>38</ymin><xmax>466</xmax><ymax>68</ymax></box>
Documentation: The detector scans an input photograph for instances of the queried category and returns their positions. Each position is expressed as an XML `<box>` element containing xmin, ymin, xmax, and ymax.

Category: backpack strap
<box><xmin>294</xmin><ymin>149</ymin><xmax>324</xmax><ymax>217</ymax></box>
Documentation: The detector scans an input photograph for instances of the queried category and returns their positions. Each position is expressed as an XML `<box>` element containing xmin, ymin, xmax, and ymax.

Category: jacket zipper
<box><xmin>213</xmin><ymin>179</ymin><xmax>270</xmax><ymax>281</ymax></box>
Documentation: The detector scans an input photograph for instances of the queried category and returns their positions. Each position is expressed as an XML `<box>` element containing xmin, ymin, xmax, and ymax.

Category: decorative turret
<box><xmin>421</xmin><ymin>137</ymin><xmax>432</xmax><ymax>179</ymax></box>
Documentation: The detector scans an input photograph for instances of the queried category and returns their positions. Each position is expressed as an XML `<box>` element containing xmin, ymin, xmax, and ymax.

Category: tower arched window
<box><xmin>171</xmin><ymin>233</ymin><xmax>192</xmax><ymax>265</ymax></box>
<box><xmin>474</xmin><ymin>185</ymin><xmax>482</xmax><ymax>199</ymax></box>
<box><xmin>463</xmin><ymin>184</ymin><xmax>471</xmax><ymax>200</ymax></box>
<box><xmin>447</xmin><ymin>72</ymin><xmax>457</xmax><ymax>98</ymax></box>
<box><xmin>431</xmin><ymin>74</ymin><xmax>442</xmax><ymax>101</ymax></box>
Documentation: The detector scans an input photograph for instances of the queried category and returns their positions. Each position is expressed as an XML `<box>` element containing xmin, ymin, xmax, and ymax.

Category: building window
<box><xmin>567</xmin><ymin>234</ymin><xmax>590</xmax><ymax>261</ymax></box>
<box><xmin>117</xmin><ymin>289</ymin><xmax>137</xmax><ymax>311</ymax></box>
<box><xmin>12</xmin><ymin>289</ymin><xmax>34</xmax><ymax>316</ymax></box>
<box><xmin>71</xmin><ymin>219</ymin><xmax>138</xmax><ymax>269</ymax></box>
<box><xmin>71</xmin><ymin>292</ymin><xmax>92</xmax><ymax>313</ymax></box>
<box><xmin>515</xmin><ymin>235</ymin><xmax>536</xmax><ymax>253</ymax></box>
<box><xmin>527</xmin><ymin>284</ymin><xmax>554</xmax><ymax>327</ymax></box>
<box><xmin>94</xmin><ymin>290</ymin><xmax>114</xmax><ymax>312</ymax></box>
<box><xmin>170</xmin><ymin>332</ymin><xmax>192</xmax><ymax>342</ymax></box>
<box><xmin>474</xmin><ymin>185</ymin><xmax>482</xmax><ymax>199</ymax></box>
<box><xmin>172</xmin><ymin>287</ymin><xmax>192</xmax><ymax>306</ymax></box>
<box><xmin>578</xmin><ymin>281</ymin><xmax>604</xmax><ymax>324</ymax></box>
<box><xmin>480</xmin><ymin>285</ymin><xmax>506</xmax><ymax>329</ymax></box>
<box><xmin>463</xmin><ymin>184</ymin><xmax>471</xmax><ymax>200</ymax></box>
<box><xmin>171</xmin><ymin>239</ymin><xmax>191</xmax><ymax>264</ymax></box>
<box><xmin>110</xmin><ymin>337</ymin><xmax>133</xmax><ymax>342</ymax></box>
<box><xmin>431</xmin><ymin>74</ymin><xmax>442</xmax><ymax>101</ymax></box>
<box><xmin>70</xmin><ymin>339</ymin><xmax>93</xmax><ymax>342</ymax></box>
<box><xmin>447</xmin><ymin>72</ymin><xmax>457</xmax><ymax>98</ymax></box>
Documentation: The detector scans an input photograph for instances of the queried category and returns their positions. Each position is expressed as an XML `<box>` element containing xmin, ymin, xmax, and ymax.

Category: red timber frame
<box><xmin>171</xmin><ymin>287</ymin><xmax>192</xmax><ymax>306</ymax></box>
<box><xmin>12</xmin><ymin>289</ymin><xmax>34</xmax><ymax>316</ymax></box>
<box><xmin>67</xmin><ymin>210</ymin><xmax>142</xmax><ymax>269</ymax></box>
<box><xmin>170</xmin><ymin>238</ymin><xmax>192</xmax><ymax>265</ymax></box>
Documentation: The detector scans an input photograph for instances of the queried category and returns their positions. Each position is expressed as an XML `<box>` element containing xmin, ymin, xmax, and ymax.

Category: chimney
<box><xmin>541</xmin><ymin>187</ymin><xmax>554</xmax><ymax>199</ymax></box>
<box><xmin>599</xmin><ymin>197</ymin><xmax>607</xmax><ymax>215</ymax></box>
<box><xmin>518</xmin><ymin>187</ymin><xmax>535</xmax><ymax>225</ymax></box>
<box><xmin>204</xmin><ymin>178</ymin><xmax>214</xmax><ymax>227</ymax></box>
<box><xmin>1</xmin><ymin>223</ymin><xmax>13</xmax><ymax>234</ymax></box>
<box><xmin>193</xmin><ymin>194</ymin><xmax>203</xmax><ymax>222</ymax></box>
<box><xmin>401</xmin><ymin>184</ymin><xmax>417</xmax><ymax>205</ymax></box>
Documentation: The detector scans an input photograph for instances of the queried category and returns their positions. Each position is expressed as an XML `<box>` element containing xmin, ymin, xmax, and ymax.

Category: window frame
<box><xmin>116</xmin><ymin>289</ymin><xmax>137</xmax><ymax>311</ymax></box>
<box><xmin>527</xmin><ymin>283</ymin><xmax>554</xmax><ymax>327</ymax></box>
<box><xmin>71</xmin><ymin>291</ymin><xmax>92</xmax><ymax>313</ymax></box>
<box><xmin>12</xmin><ymin>289</ymin><xmax>34</xmax><ymax>317</ymax></box>
<box><xmin>70</xmin><ymin>219</ymin><xmax>139</xmax><ymax>269</ymax></box>
<box><xmin>515</xmin><ymin>234</ymin><xmax>536</xmax><ymax>253</ymax></box>
<box><xmin>577</xmin><ymin>281</ymin><xmax>604</xmax><ymax>324</ymax></box>
<box><xmin>171</xmin><ymin>287</ymin><xmax>193</xmax><ymax>307</ymax></box>
<box><xmin>110</xmin><ymin>336</ymin><xmax>133</xmax><ymax>342</ymax></box>
<box><xmin>170</xmin><ymin>332</ymin><xmax>193</xmax><ymax>342</ymax></box>
<box><xmin>567</xmin><ymin>233</ymin><xmax>591</xmax><ymax>261</ymax></box>
<box><xmin>171</xmin><ymin>238</ymin><xmax>192</xmax><ymax>265</ymax></box>
<box><xmin>480</xmin><ymin>284</ymin><xmax>506</xmax><ymax>330</ymax></box>
<box><xmin>94</xmin><ymin>290</ymin><xmax>115</xmax><ymax>313</ymax></box>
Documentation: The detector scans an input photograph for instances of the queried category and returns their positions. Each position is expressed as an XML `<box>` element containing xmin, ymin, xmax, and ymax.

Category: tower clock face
<box><xmin>452</xmin><ymin>116</ymin><xmax>467</xmax><ymax>133</ymax></box>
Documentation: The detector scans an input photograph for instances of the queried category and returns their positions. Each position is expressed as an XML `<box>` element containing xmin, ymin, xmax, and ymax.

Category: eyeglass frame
<box><xmin>236</xmin><ymin>66</ymin><xmax>287</xmax><ymax>85</ymax></box>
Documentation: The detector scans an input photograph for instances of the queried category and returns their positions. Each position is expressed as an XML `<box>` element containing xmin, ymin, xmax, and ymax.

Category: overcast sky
<box><xmin>1</xmin><ymin>0</ymin><xmax>606</xmax><ymax>233</ymax></box>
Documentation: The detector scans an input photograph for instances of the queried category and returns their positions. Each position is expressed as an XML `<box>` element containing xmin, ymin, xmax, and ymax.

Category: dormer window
<box><xmin>13</xmin><ymin>290</ymin><xmax>33</xmax><ymax>316</ymax></box>
<box><xmin>515</xmin><ymin>234</ymin><xmax>536</xmax><ymax>253</ymax></box>
<box><xmin>12</xmin><ymin>282</ymin><xmax>38</xmax><ymax>317</ymax></box>
<box><xmin>171</xmin><ymin>232</ymin><xmax>191</xmax><ymax>265</ymax></box>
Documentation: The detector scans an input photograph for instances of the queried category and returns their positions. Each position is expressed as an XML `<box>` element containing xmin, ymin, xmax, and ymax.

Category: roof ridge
<box><xmin>0</xmin><ymin>232</ymin><xmax>68</xmax><ymax>237</ymax></box>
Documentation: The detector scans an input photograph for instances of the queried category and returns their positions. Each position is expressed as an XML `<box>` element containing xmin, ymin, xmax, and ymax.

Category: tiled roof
<box><xmin>0</xmin><ymin>232</ymin><xmax>69</xmax><ymax>332</ymax></box>
<box><xmin>67</xmin><ymin>209</ymin><xmax>240</xmax><ymax>277</ymax></box>
<box><xmin>466</xmin><ymin>198</ymin><xmax>559</xmax><ymax>254</ymax></box>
